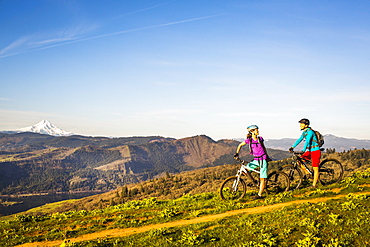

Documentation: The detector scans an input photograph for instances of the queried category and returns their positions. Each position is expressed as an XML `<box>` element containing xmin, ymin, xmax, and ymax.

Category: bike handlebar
<box><xmin>233</xmin><ymin>156</ymin><xmax>255</xmax><ymax>164</ymax></box>
<box><xmin>234</xmin><ymin>156</ymin><xmax>246</xmax><ymax>163</ymax></box>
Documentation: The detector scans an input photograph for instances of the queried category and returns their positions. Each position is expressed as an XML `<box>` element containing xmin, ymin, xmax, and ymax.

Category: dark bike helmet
<box><xmin>298</xmin><ymin>118</ymin><xmax>310</xmax><ymax>125</ymax></box>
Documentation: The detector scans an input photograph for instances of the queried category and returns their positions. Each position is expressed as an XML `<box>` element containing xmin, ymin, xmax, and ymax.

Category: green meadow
<box><xmin>0</xmin><ymin>167</ymin><xmax>369</xmax><ymax>247</ymax></box>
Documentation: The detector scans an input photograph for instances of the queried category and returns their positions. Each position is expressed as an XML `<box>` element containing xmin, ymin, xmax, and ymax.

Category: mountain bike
<box><xmin>220</xmin><ymin>157</ymin><xmax>290</xmax><ymax>200</ymax></box>
<box><xmin>281</xmin><ymin>150</ymin><xmax>344</xmax><ymax>190</ymax></box>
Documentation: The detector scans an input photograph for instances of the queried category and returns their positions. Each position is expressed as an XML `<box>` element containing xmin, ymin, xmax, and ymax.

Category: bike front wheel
<box><xmin>220</xmin><ymin>176</ymin><xmax>247</xmax><ymax>200</ymax></box>
<box><xmin>319</xmin><ymin>159</ymin><xmax>344</xmax><ymax>185</ymax></box>
<box><xmin>280</xmin><ymin>164</ymin><xmax>303</xmax><ymax>190</ymax></box>
<box><xmin>267</xmin><ymin>171</ymin><xmax>290</xmax><ymax>193</ymax></box>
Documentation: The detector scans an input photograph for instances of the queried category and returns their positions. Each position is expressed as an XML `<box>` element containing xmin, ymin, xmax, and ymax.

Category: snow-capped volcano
<box><xmin>19</xmin><ymin>119</ymin><xmax>73</xmax><ymax>136</ymax></box>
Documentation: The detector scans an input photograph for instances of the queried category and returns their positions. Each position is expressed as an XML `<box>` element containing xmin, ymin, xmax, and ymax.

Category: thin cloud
<box><xmin>114</xmin><ymin>2</ymin><xmax>171</xmax><ymax>19</ymax></box>
<box><xmin>0</xmin><ymin>23</ymin><xmax>98</xmax><ymax>58</ymax></box>
<box><xmin>0</xmin><ymin>14</ymin><xmax>224</xmax><ymax>59</ymax></box>
<box><xmin>0</xmin><ymin>36</ymin><xmax>31</xmax><ymax>56</ymax></box>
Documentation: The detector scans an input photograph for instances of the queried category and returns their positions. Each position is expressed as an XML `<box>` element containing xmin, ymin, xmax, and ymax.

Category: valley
<box><xmin>0</xmin><ymin>133</ymin><xmax>288</xmax><ymax>196</ymax></box>
<box><xmin>0</xmin><ymin>131</ymin><xmax>369</xmax><ymax>216</ymax></box>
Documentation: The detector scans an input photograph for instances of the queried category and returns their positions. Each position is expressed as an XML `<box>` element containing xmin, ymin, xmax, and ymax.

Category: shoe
<box><xmin>308</xmin><ymin>185</ymin><xmax>317</xmax><ymax>189</ymax></box>
<box><xmin>252</xmin><ymin>195</ymin><xmax>264</xmax><ymax>200</ymax></box>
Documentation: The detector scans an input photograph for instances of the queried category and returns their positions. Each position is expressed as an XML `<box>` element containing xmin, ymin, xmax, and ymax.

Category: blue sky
<box><xmin>1</xmin><ymin>0</ymin><xmax>369</xmax><ymax>140</ymax></box>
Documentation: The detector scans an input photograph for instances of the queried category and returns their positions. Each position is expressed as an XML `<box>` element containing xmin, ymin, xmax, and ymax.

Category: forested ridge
<box><xmin>0</xmin><ymin>131</ymin><xmax>368</xmax><ymax>203</ymax></box>
<box><xmin>0</xmin><ymin>134</ymin><xmax>290</xmax><ymax>195</ymax></box>
<box><xmin>34</xmin><ymin>148</ymin><xmax>370</xmax><ymax>213</ymax></box>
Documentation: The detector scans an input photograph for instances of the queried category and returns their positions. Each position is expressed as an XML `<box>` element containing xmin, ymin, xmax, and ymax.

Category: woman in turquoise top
<box><xmin>289</xmin><ymin>118</ymin><xmax>321</xmax><ymax>188</ymax></box>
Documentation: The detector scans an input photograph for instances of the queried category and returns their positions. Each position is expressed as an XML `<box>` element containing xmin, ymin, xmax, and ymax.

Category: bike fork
<box><xmin>232</xmin><ymin>176</ymin><xmax>241</xmax><ymax>191</ymax></box>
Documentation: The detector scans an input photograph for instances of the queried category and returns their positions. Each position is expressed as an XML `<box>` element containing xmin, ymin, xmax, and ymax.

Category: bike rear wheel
<box><xmin>281</xmin><ymin>164</ymin><xmax>303</xmax><ymax>190</ymax></box>
<box><xmin>267</xmin><ymin>171</ymin><xmax>290</xmax><ymax>193</ymax></box>
<box><xmin>319</xmin><ymin>159</ymin><xmax>344</xmax><ymax>185</ymax></box>
<box><xmin>220</xmin><ymin>176</ymin><xmax>247</xmax><ymax>200</ymax></box>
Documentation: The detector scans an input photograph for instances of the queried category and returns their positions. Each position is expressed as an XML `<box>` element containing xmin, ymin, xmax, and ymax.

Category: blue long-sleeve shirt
<box><xmin>292</xmin><ymin>128</ymin><xmax>320</xmax><ymax>152</ymax></box>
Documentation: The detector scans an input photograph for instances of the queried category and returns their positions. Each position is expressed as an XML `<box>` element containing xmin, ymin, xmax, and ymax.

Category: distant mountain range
<box><xmin>0</xmin><ymin>132</ymin><xmax>290</xmax><ymax>195</ymax></box>
<box><xmin>235</xmin><ymin>135</ymin><xmax>370</xmax><ymax>152</ymax></box>
<box><xmin>0</xmin><ymin>120</ymin><xmax>369</xmax><ymax>196</ymax></box>
<box><xmin>2</xmin><ymin>119</ymin><xmax>370</xmax><ymax>151</ymax></box>
<box><xmin>264</xmin><ymin>134</ymin><xmax>370</xmax><ymax>152</ymax></box>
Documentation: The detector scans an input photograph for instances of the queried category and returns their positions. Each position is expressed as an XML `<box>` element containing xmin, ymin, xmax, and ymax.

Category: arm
<box><xmin>236</xmin><ymin>141</ymin><xmax>247</xmax><ymax>154</ymax></box>
<box><xmin>292</xmin><ymin>134</ymin><xmax>304</xmax><ymax>149</ymax></box>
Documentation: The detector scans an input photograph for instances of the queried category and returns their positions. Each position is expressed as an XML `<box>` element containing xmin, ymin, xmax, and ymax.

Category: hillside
<box><xmin>0</xmin><ymin>132</ymin><xmax>175</xmax><ymax>151</ymax></box>
<box><xmin>2</xmin><ymin>160</ymin><xmax>370</xmax><ymax>247</ymax></box>
<box><xmin>22</xmin><ymin>149</ymin><xmax>370</xmax><ymax>213</ymax></box>
<box><xmin>0</xmin><ymin>133</ymin><xmax>290</xmax><ymax>196</ymax></box>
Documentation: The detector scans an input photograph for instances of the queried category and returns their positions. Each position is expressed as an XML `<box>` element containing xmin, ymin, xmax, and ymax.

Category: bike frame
<box><xmin>232</xmin><ymin>158</ymin><xmax>260</xmax><ymax>191</ymax></box>
<box><xmin>292</xmin><ymin>152</ymin><xmax>314</xmax><ymax>176</ymax></box>
<box><xmin>221</xmin><ymin>156</ymin><xmax>290</xmax><ymax>200</ymax></box>
<box><xmin>284</xmin><ymin>150</ymin><xmax>344</xmax><ymax>189</ymax></box>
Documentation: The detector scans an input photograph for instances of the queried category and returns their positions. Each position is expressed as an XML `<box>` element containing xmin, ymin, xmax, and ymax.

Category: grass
<box><xmin>0</xmin><ymin>169</ymin><xmax>369</xmax><ymax>247</ymax></box>
<box><xmin>60</xmin><ymin>192</ymin><xmax>370</xmax><ymax>247</ymax></box>
<box><xmin>24</xmin><ymin>199</ymin><xmax>80</xmax><ymax>214</ymax></box>
<box><xmin>56</xmin><ymin>192</ymin><xmax>370</xmax><ymax>247</ymax></box>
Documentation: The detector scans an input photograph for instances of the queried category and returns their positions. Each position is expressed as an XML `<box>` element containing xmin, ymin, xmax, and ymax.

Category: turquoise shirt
<box><xmin>292</xmin><ymin>128</ymin><xmax>320</xmax><ymax>152</ymax></box>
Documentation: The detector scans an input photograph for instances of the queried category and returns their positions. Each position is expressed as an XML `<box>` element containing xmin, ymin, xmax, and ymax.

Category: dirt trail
<box><xmin>16</xmin><ymin>192</ymin><xmax>370</xmax><ymax>247</ymax></box>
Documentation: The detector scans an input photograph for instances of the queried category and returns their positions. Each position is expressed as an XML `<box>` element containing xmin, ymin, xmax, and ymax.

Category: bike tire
<box><xmin>281</xmin><ymin>165</ymin><xmax>303</xmax><ymax>190</ymax></box>
<box><xmin>267</xmin><ymin>171</ymin><xmax>290</xmax><ymax>193</ymax></box>
<box><xmin>319</xmin><ymin>159</ymin><xmax>344</xmax><ymax>185</ymax></box>
<box><xmin>220</xmin><ymin>176</ymin><xmax>247</xmax><ymax>200</ymax></box>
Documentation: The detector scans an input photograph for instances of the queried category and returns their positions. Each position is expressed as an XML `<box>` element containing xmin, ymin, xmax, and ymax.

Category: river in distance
<box><xmin>0</xmin><ymin>192</ymin><xmax>102</xmax><ymax>216</ymax></box>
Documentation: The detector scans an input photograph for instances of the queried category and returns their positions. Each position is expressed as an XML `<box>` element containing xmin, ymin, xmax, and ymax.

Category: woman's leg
<box><xmin>258</xmin><ymin>160</ymin><xmax>268</xmax><ymax>196</ymax></box>
<box><xmin>258</xmin><ymin>178</ymin><xmax>266</xmax><ymax>196</ymax></box>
